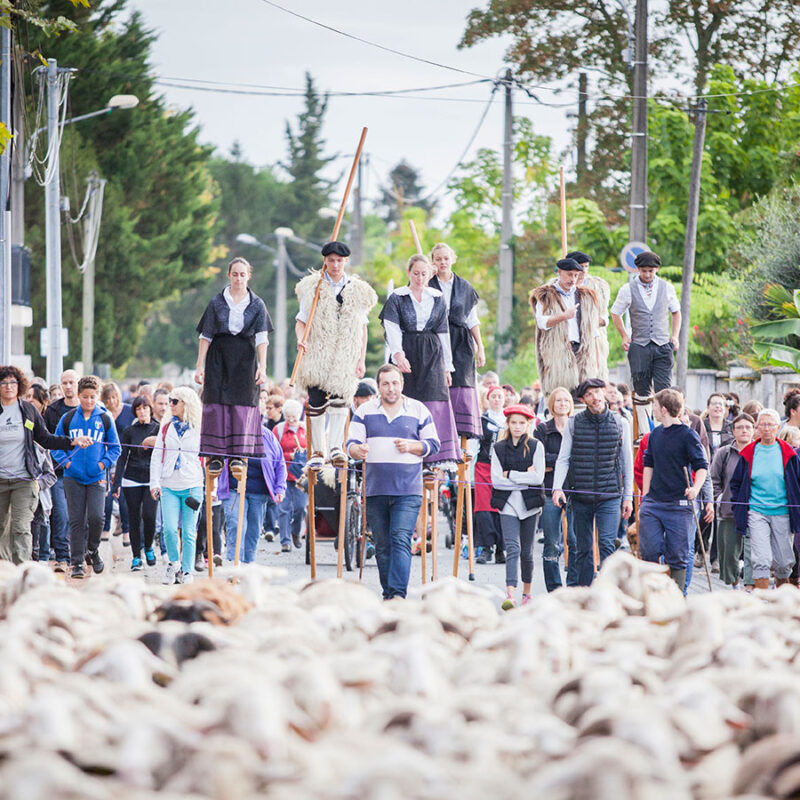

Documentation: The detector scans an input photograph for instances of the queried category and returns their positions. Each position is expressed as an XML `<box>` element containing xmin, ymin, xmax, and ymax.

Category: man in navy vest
<box><xmin>610</xmin><ymin>251</ymin><xmax>681</xmax><ymax>436</ymax></box>
<box><xmin>551</xmin><ymin>378</ymin><xmax>633</xmax><ymax>585</ymax></box>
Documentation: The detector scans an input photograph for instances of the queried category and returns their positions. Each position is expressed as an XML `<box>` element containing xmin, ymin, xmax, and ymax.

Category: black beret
<box><xmin>556</xmin><ymin>258</ymin><xmax>584</xmax><ymax>272</ymax></box>
<box><xmin>354</xmin><ymin>381</ymin><xmax>377</xmax><ymax>398</ymax></box>
<box><xmin>321</xmin><ymin>241</ymin><xmax>351</xmax><ymax>257</ymax></box>
<box><xmin>575</xmin><ymin>378</ymin><xmax>607</xmax><ymax>399</ymax></box>
<box><xmin>565</xmin><ymin>250</ymin><xmax>591</xmax><ymax>265</ymax></box>
<box><xmin>634</xmin><ymin>251</ymin><xmax>661</xmax><ymax>268</ymax></box>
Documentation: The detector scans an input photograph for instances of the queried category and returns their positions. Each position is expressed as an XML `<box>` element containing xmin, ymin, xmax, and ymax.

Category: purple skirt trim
<box><xmin>422</xmin><ymin>400</ymin><xmax>460</xmax><ymax>464</ymax></box>
<box><xmin>449</xmin><ymin>386</ymin><xmax>482</xmax><ymax>438</ymax></box>
<box><xmin>200</xmin><ymin>403</ymin><xmax>265</xmax><ymax>458</ymax></box>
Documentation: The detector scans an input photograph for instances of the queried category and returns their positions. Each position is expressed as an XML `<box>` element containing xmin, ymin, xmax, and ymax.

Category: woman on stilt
<box><xmin>195</xmin><ymin>257</ymin><xmax>273</xmax><ymax>472</ymax></box>
<box><xmin>428</xmin><ymin>243</ymin><xmax>484</xmax><ymax>439</ymax></box>
<box><xmin>474</xmin><ymin>385</ymin><xmax>506</xmax><ymax>564</ymax></box>
<box><xmin>379</xmin><ymin>254</ymin><xmax>460</xmax><ymax>468</ymax></box>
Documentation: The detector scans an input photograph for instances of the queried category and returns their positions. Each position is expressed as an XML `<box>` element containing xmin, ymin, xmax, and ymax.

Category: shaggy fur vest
<box><xmin>295</xmin><ymin>272</ymin><xmax>378</xmax><ymax>402</ymax></box>
<box><xmin>582</xmin><ymin>274</ymin><xmax>610</xmax><ymax>384</ymax></box>
<box><xmin>529</xmin><ymin>284</ymin><xmax>603</xmax><ymax>395</ymax></box>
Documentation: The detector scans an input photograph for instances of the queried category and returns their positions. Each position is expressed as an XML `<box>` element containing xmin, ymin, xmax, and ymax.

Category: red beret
<box><xmin>503</xmin><ymin>404</ymin><xmax>536</xmax><ymax>420</ymax></box>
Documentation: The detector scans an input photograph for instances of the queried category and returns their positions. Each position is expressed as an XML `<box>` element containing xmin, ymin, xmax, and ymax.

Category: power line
<box><xmin>255</xmin><ymin>0</ymin><xmax>492</xmax><ymax>79</ymax></box>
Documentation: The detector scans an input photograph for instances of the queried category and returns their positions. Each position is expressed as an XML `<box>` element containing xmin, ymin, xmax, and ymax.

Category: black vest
<box><xmin>566</xmin><ymin>409</ymin><xmax>624</xmax><ymax>504</ymax></box>
<box><xmin>490</xmin><ymin>436</ymin><xmax>545</xmax><ymax>512</ymax></box>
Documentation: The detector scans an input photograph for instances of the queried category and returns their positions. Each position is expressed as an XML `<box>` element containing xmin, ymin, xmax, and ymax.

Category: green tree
<box><xmin>378</xmin><ymin>160</ymin><xmax>434</xmax><ymax>224</ymax></box>
<box><xmin>23</xmin><ymin>0</ymin><xmax>216</xmax><ymax>370</ymax></box>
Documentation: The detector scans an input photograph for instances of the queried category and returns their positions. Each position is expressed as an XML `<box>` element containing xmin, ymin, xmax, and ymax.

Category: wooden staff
<box><xmin>430</xmin><ymin>477</ymin><xmax>439</xmax><ymax>581</ymax></box>
<box><xmin>306</xmin><ymin>407</ymin><xmax>318</xmax><ymax>579</ymax></box>
<box><xmin>685</xmin><ymin>466</ymin><xmax>713</xmax><ymax>591</ymax></box>
<box><xmin>290</xmin><ymin>127</ymin><xmax>368</xmax><ymax>386</ymax></box>
<box><xmin>359</xmin><ymin>471</ymin><xmax>367</xmax><ymax>580</ymax></box>
<box><xmin>559</xmin><ymin>165</ymin><xmax>568</xmax><ymax>258</ymax></box>
<box><xmin>420</xmin><ymin>481</ymin><xmax>429</xmax><ymax>584</ymax></box>
<box><xmin>409</xmin><ymin>219</ymin><xmax>424</xmax><ymax>255</ymax></box>
<box><xmin>204</xmin><ymin>463</ymin><xmax>216</xmax><ymax>579</ymax></box>
<box><xmin>561</xmin><ymin>509</ymin><xmax>569</xmax><ymax>570</ymax></box>
<box><xmin>336</xmin><ymin>416</ymin><xmax>350</xmax><ymax>579</ymax></box>
<box><xmin>592</xmin><ymin>520</ymin><xmax>600</xmax><ymax>574</ymax></box>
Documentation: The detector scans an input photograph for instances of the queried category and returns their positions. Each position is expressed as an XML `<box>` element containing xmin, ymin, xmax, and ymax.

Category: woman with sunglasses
<box><xmin>113</xmin><ymin>396</ymin><xmax>160</xmax><ymax>571</ymax></box>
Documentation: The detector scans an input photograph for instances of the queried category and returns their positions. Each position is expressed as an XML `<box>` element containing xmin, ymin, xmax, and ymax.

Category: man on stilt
<box><xmin>294</xmin><ymin>241</ymin><xmax>378</xmax><ymax>471</ymax></box>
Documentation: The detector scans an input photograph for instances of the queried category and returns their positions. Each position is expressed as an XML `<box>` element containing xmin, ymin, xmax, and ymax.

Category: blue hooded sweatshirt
<box><xmin>53</xmin><ymin>402</ymin><xmax>121</xmax><ymax>485</ymax></box>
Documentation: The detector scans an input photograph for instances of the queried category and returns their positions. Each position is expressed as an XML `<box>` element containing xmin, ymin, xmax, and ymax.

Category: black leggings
<box><xmin>123</xmin><ymin>485</ymin><xmax>157</xmax><ymax>557</ymax></box>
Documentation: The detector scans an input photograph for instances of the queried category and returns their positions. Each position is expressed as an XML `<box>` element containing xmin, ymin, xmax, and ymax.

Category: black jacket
<box><xmin>0</xmin><ymin>400</ymin><xmax>72</xmax><ymax>481</ymax></box>
<box><xmin>113</xmin><ymin>420</ymin><xmax>160</xmax><ymax>489</ymax></box>
<box><xmin>534</xmin><ymin>417</ymin><xmax>565</xmax><ymax>494</ymax></box>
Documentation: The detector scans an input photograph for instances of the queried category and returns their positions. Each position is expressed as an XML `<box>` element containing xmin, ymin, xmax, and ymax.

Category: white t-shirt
<box><xmin>0</xmin><ymin>402</ymin><xmax>27</xmax><ymax>479</ymax></box>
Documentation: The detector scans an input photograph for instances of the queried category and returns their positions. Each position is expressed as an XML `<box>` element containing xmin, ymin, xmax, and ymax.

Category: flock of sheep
<box><xmin>0</xmin><ymin>553</ymin><xmax>798</xmax><ymax>799</ymax></box>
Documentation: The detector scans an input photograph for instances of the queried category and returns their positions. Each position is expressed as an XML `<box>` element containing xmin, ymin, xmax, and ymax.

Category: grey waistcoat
<box><xmin>629</xmin><ymin>277</ymin><xmax>670</xmax><ymax>346</ymax></box>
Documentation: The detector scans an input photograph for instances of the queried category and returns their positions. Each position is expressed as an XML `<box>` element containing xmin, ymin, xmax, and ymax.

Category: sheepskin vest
<box><xmin>295</xmin><ymin>272</ymin><xmax>378</xmax><ymax>403</ymax></box>
<box><xmin>582</xmin><ymin>274</ymin><xmax>610</xmax><ymax>383</ymax></box>
<box><xmin>566</xmin><ymin>409</ymin><xmax>624</xmax><ymax>504</ymax></box>
<box><xmin>529</xmin><ymin>284</ymin><xmax>603</xmax><ymax>395</ymax></box>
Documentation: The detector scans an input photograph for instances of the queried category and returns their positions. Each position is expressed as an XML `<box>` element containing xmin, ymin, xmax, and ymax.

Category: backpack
<box><xmin>62</xmin><ymin>407</ymin><xmax>112</xmax><ymax>439</ymax></box>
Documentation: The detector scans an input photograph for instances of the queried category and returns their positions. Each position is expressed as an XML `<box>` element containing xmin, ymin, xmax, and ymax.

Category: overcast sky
<box><xmin>128</xmin><ymin>0</ymin><xmax>576</xmax><ymax>223</ymax></box>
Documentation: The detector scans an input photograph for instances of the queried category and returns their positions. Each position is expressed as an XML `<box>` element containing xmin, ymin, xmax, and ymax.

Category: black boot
<box><xmin>476</xmin><ymin>548</ymin><xmax>490</xmax><ymax>565</ymax></box>
<box><xmin>495</xmin><ymin>548</ymin><xmax>506</xmax><ymax>564</ymax></box>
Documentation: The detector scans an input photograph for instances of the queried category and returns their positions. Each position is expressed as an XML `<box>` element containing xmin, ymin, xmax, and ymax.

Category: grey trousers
<box><xmin>748</xmin><ymin>511</ymin><xmax>794</xmax><ymax>580</ymax></box>
<box><xmin>500</xmin><ymin>512</ymin><xmax>539</xmax><ymax>588</ymax></box>
<box><xmin>716</xmin><ymin>518</ymin><xmax>742</xmax><ymax>586</ymax></box>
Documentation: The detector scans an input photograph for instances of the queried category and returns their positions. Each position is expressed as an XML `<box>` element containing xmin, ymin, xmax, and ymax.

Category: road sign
<box><xmin>620</xmin><ymin>241</ymin><xmax>649</xmax><ymax>273</ymax></box>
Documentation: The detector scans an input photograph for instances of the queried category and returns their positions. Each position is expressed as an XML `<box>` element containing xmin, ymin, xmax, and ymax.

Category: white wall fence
<box><xmin>607</xmin><ymin>362</ymin><xmax>800</xmax><ymax>414</ymax></box>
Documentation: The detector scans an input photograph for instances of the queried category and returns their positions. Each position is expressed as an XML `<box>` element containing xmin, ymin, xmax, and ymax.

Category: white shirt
<box><xmin>534</xmin><ymin>283</ymin><xmax>581</xmax><ymax>343</ymax></box>
<box><xmin>437</xmin><ymin>273</ymin><xmax>480</xmax><ymax>329</ymax></box>
<box><xmin>610</xmin><ymin>278</ymin><xmax>681</xmax><ymax>316</ymax></box>
<box><xmin>490</xmin><ymin>441</ymin><xmax>545</xmax><ymax>519</ymax></box>
<box><xmin>296</xmin><ymin>271</ymin><xmax>369</xmax><ymax>324</ymax></box>
<box><xmin>383</xmin><ymin>286</ymin><xmax>454</xmax><ymax>371</ymax></box>
<box><xmin>200</xmin><ymin>286</ymin><xmax>269</xmax><ymax>346</ymax></box>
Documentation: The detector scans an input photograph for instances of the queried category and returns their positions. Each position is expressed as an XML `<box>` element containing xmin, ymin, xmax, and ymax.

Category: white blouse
<box><xmin>200</xmin><ymin>287</ymin><xmax>269</xmax><ymax>346</ymax></box>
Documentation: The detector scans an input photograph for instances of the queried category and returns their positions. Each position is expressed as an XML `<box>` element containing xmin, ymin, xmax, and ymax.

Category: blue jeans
<box><xmin>570</xmin><ymin>497</ymin><xmax>622</xmax><ymax>586</ymax></box>
<box><xmin>161</xmin><ymin>486</ymin><xmax>202</xmax><ymax>574</ymax></box>
<box><xmin>639</xmin><ymin>497</ymin><xmax>695</xmax><ymax>569</ymax></box>
<box><xmin>222</xmin><ymin>492</ymin><xmax>268</xmax><ymax>563</ymax></box>
<box><xmin>366</xmin><ymin>494</ymin><xmax>423</xmax><ymax>599</ymax></box>
<box><xmin>278</xmin><ymin>482</ymin><xmax>307</xmax><ymax>545</ymax></box>
<box><xmin>264</xmin><ymin>496</ymin><xmax>279</xmax><ymax>534</ymax></box>
<box><xmin>540</xmin><ymin>499</ymin><xmax>578</xmax><ymax>591</ymax></box>
<box><xmin>50</xmin><ymin>475</ymin><xmax>70</xmax><ymax>561</ymax></box>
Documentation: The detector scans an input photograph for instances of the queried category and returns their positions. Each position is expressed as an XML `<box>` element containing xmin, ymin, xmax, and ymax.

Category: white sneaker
<box><xmin>181</xmin><ymin>571</ymin><xmax>194</xmax><ymax>585</ymax></box>
<box><xmin>163</xmin><ymin>561</ymin><xmax>178</xmax><ymax>585</ymax></box>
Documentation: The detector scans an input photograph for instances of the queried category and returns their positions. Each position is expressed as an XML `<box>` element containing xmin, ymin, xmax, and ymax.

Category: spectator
<box><xmin>53</xmin><ymin>375</ymin><xmax>121</xmax><ymax>579</ymax></box>
<box><xmin>780</xmin><ymin>425</ymin><xmax>800</xmax><ymax>451</ymax></box>
<box><xmin>0</xmin><ymin>366</ymin><xmax>86</xmax><ymax>564</ymax></box>
<box><xmin>617</xmin><ymin>383</ymin><xmax>633</xmax><ymax>414</ymax></box>
<box><xmin>552</xmin><ymin>378</ymin><xmax>633</xmax><ymax>586</ymax></box>
<box><xmin>150</xmin><ymin>387</ymin><xmax>204</xmax><ymax>585</ymax></box>
<box><xmin>490</xmin><ymin>404</ymin><xmax>545</xmax><ymax>609</ymax></box>
<box><xmin>711</xmin><ymin>412</ymin><xmax>755</xmax><ymax>589</ymax></box>
<box><xmin>474</xmin><ymin>385</ymin><xmax>506</xmax><ymax>565</ymax></box>
<box><xmin>783</xmin><ymin>388</ymin><xmax>800</xmax><ymax>429</ymax></box>
<box><xmin>101</xmin><ymin>381</ymin><xmax>134</xmax><ymax>545</ymax></box>
<box><xmin>112</xmin><ymin>396</ymin><xmax>160</xmax><ymax>572</ymax></box>
<box><xmin>730</xmin><ymin>409</ymin><xmax>800</xmax><ymax>590</ymax></box>
<box><xmin>274</xmin><ymin>399</ymin><xmax>308</xmax><ymax>552</ymax></box>
<box><xmin>534</xmin><ymin>387</ymin><xmax>578</xmax><ymax>591</ymax></box>
<box><xmin>742</xmin><ymin>399</ymin><xmax>763</xmax><ymax>421</ymax></box>
<box><xmin>702</xmin><ymin>393</ymin><xmax>734</xmax><ymax>461</ymax></box>
<box><xmin>346</xmin><ymin>364</ymin><xmax>440</xmax><ymax>600</ymax></box>
<box><xmin>481</xmin><ymin>371</ymin><xmax>499</xmax><ymax>388</ymax></box>
<box><xmin>218</xmin><ymin>423</ymin><xmax>286</xmax><ymax>564</ymax></box>
<box><xmin>724</xmin><ymin>392</ymin><xmax>740</xmax><ymax>423</ymax></box>
<box><xmin>640</xmin><ymin>389</ymin><xmax>709</xmax><ymax>588</ymax></box>
<box><xmin>49</xmin><ymin>383</ymin><xmax>63</xmax><ymax>403</ymax></box>
<box><xmin>353</xmin><ymin>381</ymin><xmax>377</xmax><ymax>410</ymax></box>
<box><xmin>263</xmin><ymin>393</ymin><xmax>285</xmax><ymax>431</ymax></box>
<box><xmin>23</xmin><ymin>384</ymin><xmax>56</xmax><ymax>562</ymax></box>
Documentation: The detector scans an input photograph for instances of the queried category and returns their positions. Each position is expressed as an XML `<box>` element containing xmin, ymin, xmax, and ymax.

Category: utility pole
<box><xmin>81</xmin><ymin>170</ymin><xmax>106</xmax><ymax>373</ymax></box>
<box><xmin>576</xmin><ymin>72</ymin><xmax>588</xmax><ymax>189</ymax></box>
<box><xmin>629</xmin><ymin>0</ymin><xmax>648</xmax><ymax>243</ymax></box>
<box><xmin>44</xmin><ymin>59</ymin><xmax>66</xmax><ymax>385</ymax></box>
<box><xmin>351</xmin><ymin>152</ymin><xmax>364</xmax><ymax>266</ymax></box>
<box><xmin>496</xmin><ymin>69</ymin><xmax>514</xmax><ymax>375</ymax></box>
<box><xmin>0</xmin><ymin>23</ymin><xmax>11</xmax><ymax>364</ymax></box>
<box><xmin>676</xmin><ymin>98</ymin><xmax>707</xmax><ymax>391</ymax></box>
<box><xmin>11</xmin><ymin>46</ymin><xmax>24</xmax><ymax>248</ymax></box>
<box><xmin>273</xmin><ymin>227</ymin><xmax>291</xmax><ymax>382</ymax></box>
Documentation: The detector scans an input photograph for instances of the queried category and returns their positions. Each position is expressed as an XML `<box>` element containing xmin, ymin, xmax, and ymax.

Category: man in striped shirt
<box><xmin>347</xmin><ymin>364</ymin><xmax>441</xmax><ymax>599</ymax></box>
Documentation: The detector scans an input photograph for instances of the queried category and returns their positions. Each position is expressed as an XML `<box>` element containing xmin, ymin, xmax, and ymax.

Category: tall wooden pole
<box><xmin>629</xmin><ymin>0</ymin><xmax>648</xmax><ymax>244</ymax></box>
<box><xmin>559</xmin><ymin>166</ymin><xmax>568</xmax><ymax>258</ymax></box>
<box><xmin>496</xmin><ymin>69</ymin><xmax>514</xmax><ymax>374</ymax></box>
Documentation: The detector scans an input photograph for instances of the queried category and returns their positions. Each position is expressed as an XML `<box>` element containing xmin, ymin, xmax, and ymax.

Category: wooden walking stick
<box><xmin>561</xmin><ymin>508</ymin><xmax>569</xmax><ymax>570</ymax></box>
<box><xmin>430</xmin><ymin>477</ymin><xmax>439</xmax><ymax>581</ymax></box>
<box><xmin>290</xmin><ymin>127</ymin><xmax>368</xmax><ymax>387</ymax></box>
<box><xmin>684</xmin><ymin>466</ymin><xmax>713</xmax><ymax>592</ymax></box>
<box><xmin>420</xmin><ymin>481</ymin><xmax>429</xmax><ymax>584</ymax></box>
<box><xmin>359</xmin><ymin>471</ymin><xmax>367</xmax><ymax>580</ymax></box>
<box><xmin>336</xmin><ymin>416</ymin><xmax>351</xmax><ymax>579</ymax></box>
<box><xmin>559</xmin><ymin>165</ymin><xmax>568</xmax><ymax>258</ymax></box>
<box><xmin>306</xmin><ymin>407</ymin><xmax>318</xmax><ymax>579</ymax></box>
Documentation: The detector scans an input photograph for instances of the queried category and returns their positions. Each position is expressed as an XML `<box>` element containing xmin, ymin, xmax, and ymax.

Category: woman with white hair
<box><xmin>150</xmin><ymin>386</ymin><xmax>204</xmax><ymax>585</ymax></box>
<box><xmin>273</xmin><ymin>398</ymin><xmax>308</xmax><ymax>552</ymax></box>
<box><xmin>428</xmin><ymin>242</ymin><xmax>485</xmax><ymax>440</ymax></box>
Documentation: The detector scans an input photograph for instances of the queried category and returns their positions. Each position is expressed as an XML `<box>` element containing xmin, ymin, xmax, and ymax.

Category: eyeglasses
<box><xmin>0</xmin><ymin>380</ymin><xmax>18</xmax><ymax>387</ymax></box>
<box><xmin>169</xmin><ymin>398</ymin><xmax>180</xmax><ymax>405</ymax></box>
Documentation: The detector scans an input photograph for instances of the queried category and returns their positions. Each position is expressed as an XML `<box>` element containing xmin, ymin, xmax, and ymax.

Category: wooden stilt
<box><xmin>420</xmin><ymin>482</ymin><xmax>428</xmax><ymax>584</ymax></box>
<box><xmin>204</xmin><ymin>462</ymin><xmax>215</xmax><ymax>579</ymax></box>
<box><xmin>430</xmin><ymin>478</ymin><xmax>439</xmax><ymax>581</ymax></box>
<box><xmin>306</xmin><ymin>403</ymin><xmax>317</xmax><ymax>579</ymax></box>
<box><xmin>358</xmin><ymin>473</ymin><xmax>367</xmax><ymax>581</ymax></box>
<box><xmin>465</xmin><ymin>459</ymin><xmax>476</xmax><ymax>581</ymax></box>
<box><xmin>452</xmin><ymin>466</ymin><xmax>465</xmax><ymax>578</ymax></box>
<box><xmin>335</xmin><ymin>416</ymin><xmax>350</xmax><ymax>579</ymax></box>
<box><xmin>230</xmin><ymin>458</ymin><xmax>248</xmax><ymax>582</ymax></box>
